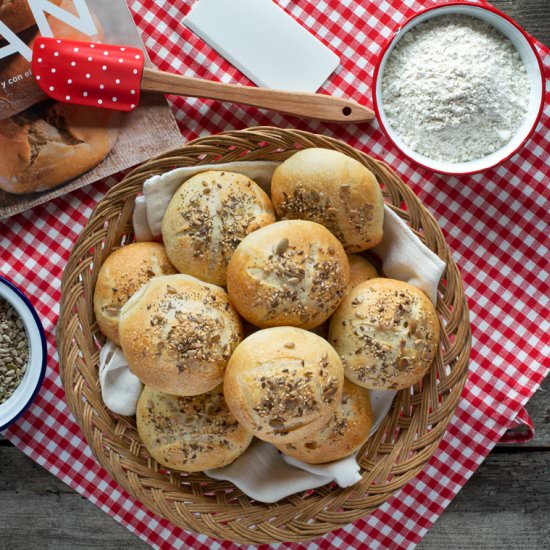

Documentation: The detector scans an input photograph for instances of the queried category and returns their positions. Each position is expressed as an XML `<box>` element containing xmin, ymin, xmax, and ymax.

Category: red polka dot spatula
<box><xmin>32</xmin><ymin>37</ymin><xmax>373</xmax><ymax>123</ymax></box>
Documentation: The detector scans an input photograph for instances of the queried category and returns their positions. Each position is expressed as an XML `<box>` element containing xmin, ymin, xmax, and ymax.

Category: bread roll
<box><xmin>224</xmin><ymin>327</ymin><xmax>344</xmax><ymax>444</ymax></box>
<box><xmin>119</xmin><ymin>274</ymin><xmax>242</xmax><ymax>396</ymax></box>
<box><xmin>93</xmin><ymin>242</ymin><xmax>176</xmax><ymax>345</ymax></box>
<box><xmin>226</xmin><ymin>220</ymin><xmax>350</xmax><ymax>329</ymax></box>
<box><xmin>162</xmin><ymin>170</ymin><xmax>275</xmax><ymax>286</ymax></box>
<box><xmin>0</xmin><ymin>101</ymin><xmax>120</xmax><ymax>194</ymax></box>
<box><xmin>277</xmin><ymin>379</ymin><xmax>373</xmax><ymax>464</ymax></box>
<box><xmin>137</xmin><ymin>385</ymin><xmax>253</xmax><ymax>472</ymax></box>
<box><xmin>329</xmin><ymin>278</ymin><xmax>440</xmax><ymax>390</ymax></box>
<box><xmin>348</xmin><ymin>254</ymin><xmax>378</xmax><ymax>289</ymax></box>
<box><xmin>271</xmin><ymin>148</ymin><xmax>384</xmax><ymax>252</ymax></box>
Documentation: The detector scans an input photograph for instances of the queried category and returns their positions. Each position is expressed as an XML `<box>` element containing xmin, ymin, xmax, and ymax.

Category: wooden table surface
<box><xmin>1</xmin><ymin>2</ymin><xmax>549</xmax><ymax>548</ymax></box>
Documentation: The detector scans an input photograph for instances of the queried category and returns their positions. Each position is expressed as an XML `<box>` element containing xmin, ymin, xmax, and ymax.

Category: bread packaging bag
<box><xmin>0</xmin><ymin>0</ymin><xmax>181</xmax><ymax>218</ymax></box>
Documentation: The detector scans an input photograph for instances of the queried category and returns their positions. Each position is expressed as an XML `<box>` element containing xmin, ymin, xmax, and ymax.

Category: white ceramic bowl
<box><xmin>373</xmin><ymin>2</ymin><xmax>544</xmax><ymax>175</ymax></box>
<box><xmin>0</xmin><ymin>276</ymin><xmax>47</xmax><ymax>431</ymax></box>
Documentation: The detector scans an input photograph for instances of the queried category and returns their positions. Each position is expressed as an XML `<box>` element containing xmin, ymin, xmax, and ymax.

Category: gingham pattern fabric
<box><xmin>1</xmin><ymin>0</ymin><xmax>549</xmax><ymax>548</ymax></box>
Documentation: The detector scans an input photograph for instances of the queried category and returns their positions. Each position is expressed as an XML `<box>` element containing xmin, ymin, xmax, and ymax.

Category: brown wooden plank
<box><xmin>418</xmin><ymin>451</ymin><xmax>550</xmax><ymax>549</ymax></box>
<box><xmin>496</xmin><ymin>375</ymin><xmax>550</xmax><ymax>448</ymax></box>
<box><xmin>0</xmin><ymin>447</ymin><xmax>148</xmax><ymax>549</ymax></box>
<box><xmin>1</xmin><ymin>444</ymin><xmax>549</xmax><ymax>548</ymax></box>
<box><xmin>492</xmin><ymin>0</ymin><xmax>550</xmax><ymax>46</ymax></box>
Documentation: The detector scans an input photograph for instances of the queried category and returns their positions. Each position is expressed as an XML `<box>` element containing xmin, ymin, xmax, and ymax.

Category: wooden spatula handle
<box><xmin>142</xmin><ymin>68</ymin><xmax>373</xmax><ymax>123</ymax></box>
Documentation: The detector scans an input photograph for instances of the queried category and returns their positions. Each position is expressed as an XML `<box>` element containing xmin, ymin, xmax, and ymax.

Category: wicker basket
<box><xmin>57</xmin><ymin>127</ymin><xmax>471</xmax><ymax>544</ymax></box>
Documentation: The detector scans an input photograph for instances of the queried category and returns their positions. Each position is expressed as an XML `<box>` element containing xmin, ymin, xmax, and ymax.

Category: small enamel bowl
<box><xmin>373</xmin><ymin>2</ymin><xmax>545</xmax><ymax>175</ymax></box>
<box><xmin>0</xmin><ymin>276</ymin><xmax>47</xmax><ymax>431</ymax></box>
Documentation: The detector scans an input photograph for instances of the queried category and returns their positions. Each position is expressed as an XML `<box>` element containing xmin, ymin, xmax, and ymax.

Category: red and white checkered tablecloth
<box><xmin>1</xmin><ymin>0</ymin><xmax>549</xmax><ymax>548</ymax></box>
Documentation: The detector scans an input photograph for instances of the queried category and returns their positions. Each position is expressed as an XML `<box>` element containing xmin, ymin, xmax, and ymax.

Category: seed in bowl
<box><xmin>381</xmin><ymin>15</ymin><xmax>530</xmax><ymax>163</ymax></box>
<box><xmin>0</xmin><ymin>298</ymin><xmax>29</xmax><ymax>404</ymax></box>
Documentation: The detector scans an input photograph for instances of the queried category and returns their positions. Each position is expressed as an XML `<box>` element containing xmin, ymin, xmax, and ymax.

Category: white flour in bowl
<box><xmin>381</xmin><ymin>15</ymin><xmax>530</xmax><ymax>163</ymax></box>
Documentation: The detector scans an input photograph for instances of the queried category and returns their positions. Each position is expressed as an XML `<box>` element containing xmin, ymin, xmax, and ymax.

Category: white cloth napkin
<box><xmin>98</xmin><ymin>341</ymin><xmax>143</xmax><ymax>416</ymax></box>
<box><xmin>106</xmin><ymin>159</ymin><xmax>447</xmax><ymax>502</ymax></box>
<box><xmin>373</xmin><ymin>207</ymin><xmax>445</xmax><ymax>304</ymax></box>
<box><xmin>206</xmin><ymin>387</ymin><xmax>397</xmax><ymax>501</ymax></box>
<box><xmin>133</xmin><ymin>196</ymin><xmax>153</xmax><ymax>242</ymax></box>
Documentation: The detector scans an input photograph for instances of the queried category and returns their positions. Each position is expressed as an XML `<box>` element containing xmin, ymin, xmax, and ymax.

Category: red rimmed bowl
<box><xmin>372</xmin><ymin>2</ymin><xmax>545</xmax><ymax>175</ymax></box>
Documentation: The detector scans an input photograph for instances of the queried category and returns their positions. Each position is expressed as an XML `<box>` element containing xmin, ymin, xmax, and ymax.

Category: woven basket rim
<box><xmin>57</xmin><ymin>126</ymin><xmax>471</xmax><ymax>544</ymax></box>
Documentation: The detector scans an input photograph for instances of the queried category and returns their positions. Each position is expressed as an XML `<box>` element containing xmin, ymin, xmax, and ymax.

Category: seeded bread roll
<box><xmin>137</xmin><ymin>385</ymin><xmax>253</xmax><ymax>472</ymax></box>
<box><xmin>271</xmin><ymin>148</ymin><xmax>384</xmax><ymax>252</ymax></box>
<box><xmin>226</xmin><ymin>220</ymin><xmax>350</xmax><ymax>329</ymax></box>
<box><xmin>348</xmin><ymin>254</ymin><xmax>378</xmax><ymax>290</ymax></box>
<box><xmin>93</xmin><ymin>242</ymin><xmax>176</xmax><ymax>345</ymax></box>
<box><xmin>119</xmin><ymin>274</ymin><xmax>243</xmax><ymax>396</ymax></box>
<box><xmin>162</xmin><ymin>170</ymin><xmax>276</xmax><ymax>286</ymax></box>
<box><xmin>224</xmin><ymin>327</ymin><xmax>344</xmax><ymax>445</ymax></box>
<box><xmin>329</xmin><ymin>278</ymin><xmax>440</xmax><ymax>390</ymax></box>
<box><xmin>277</xmin><ymin>379</ymin><xmax>373</xmax><ymax>464</ymax></box>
